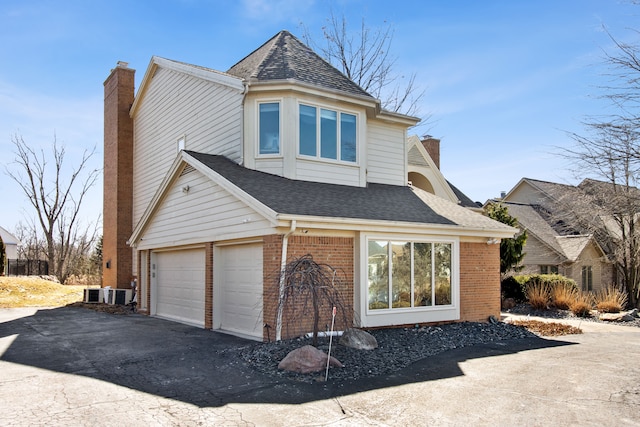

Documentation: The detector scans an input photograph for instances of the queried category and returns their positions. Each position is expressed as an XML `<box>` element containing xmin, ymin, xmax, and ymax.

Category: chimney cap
<box><xmin>116</xmin><ymin>61</ymin><xmax>129</xmax><ymax>68</ymax></box>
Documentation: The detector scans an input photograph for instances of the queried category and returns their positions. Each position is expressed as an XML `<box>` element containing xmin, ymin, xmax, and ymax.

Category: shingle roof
<box><xmin>186</xmin><ymin>151</ymin><xmax>451</xmax><ymax>224</ymax></box>
<box><xmin>502</xmin><ymin>202</ymin><xmax>566</xmax><ymax>256</ymax></box>
<box><xmin>226</xmin><ymin>30</ymin><xmax>373</xmax><ymax>99</ymax></box>
<box><xmin>185</xmin><ymin>151</ymin><xmax>513</xmax><ymax>233</ymax></box>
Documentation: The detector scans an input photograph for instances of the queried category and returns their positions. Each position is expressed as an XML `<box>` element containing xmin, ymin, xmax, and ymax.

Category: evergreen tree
<box><xmin>485</xmin><ymin>203</ymin><xmax>527</xmax><ymax>275</ymax></box>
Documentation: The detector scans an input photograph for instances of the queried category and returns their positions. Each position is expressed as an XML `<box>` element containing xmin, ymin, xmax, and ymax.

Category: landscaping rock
<box><xmin>629</xmin><ymin>308</ymin><xmax>639</xmax><ymax>318</ymax></box>
<box><xmin>599</xmin><ymin>311</ymin><xmax>635</xmax><ymax>322</ymax></box>
<box><xmin>339</xmin><ymin>328</ymin><xmax>378</xmax><ymax>350</ymax></box>
<box><xmin>502</xmin><ymin>298</ymin><xmax>516</xmax><ymax>310</ymax></box>
<box><xmin>277</xmin><ymin>345</ymin><xmax>343</xmax><ymax>374</ymax></box>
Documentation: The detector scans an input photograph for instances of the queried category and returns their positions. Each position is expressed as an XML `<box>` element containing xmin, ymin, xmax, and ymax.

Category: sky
<box><xmin>1</xmin><ymin>0</ymin><xmax>639</xmax><ymax>234</ymax></box>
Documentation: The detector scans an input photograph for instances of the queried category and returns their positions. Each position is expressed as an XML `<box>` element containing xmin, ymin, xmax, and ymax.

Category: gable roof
<box><xmin>0</xmin><ymin>226</ymin><xmax>19</xmax><ymax>245</ymax></box>
<box><xmin>186</xmin><ymin>151</ymin><xmax>453</xmax><ymax>225</ymax></box>
<box><xmin>129</xmin><ymin>151</ymin><xmax>516</xmax><ymax>245</ymax></box>
<box><xmin>500</xmin><ymin>201</ymin><xmax>606</xmax><ymax>262</ymax></box>
<box><xmin>227</xmin><ymin>30</ymin><xmax>373</xmax><ymax>99</ymax></box>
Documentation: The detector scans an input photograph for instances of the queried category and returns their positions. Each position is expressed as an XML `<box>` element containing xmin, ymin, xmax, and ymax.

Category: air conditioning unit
<box><xmin>107</xmin><ymin>289</ymin><xmax>133</xmax><ymax>305</ymax></box>
<box><xmin>83</xmin><ymin>288</ymin><xmax>104</xmax><ymax>303</ymax></box>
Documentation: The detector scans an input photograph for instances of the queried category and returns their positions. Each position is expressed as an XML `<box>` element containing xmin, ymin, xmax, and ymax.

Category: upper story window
<box><xmin>299</xmin><ymin>103</ymin><xmax>357</xmax><ymax>163</ymax></box>
<box><xmin>259</xmin><ymin>102</ymin><xmax>280</xmax><ymax>155</ymax></box>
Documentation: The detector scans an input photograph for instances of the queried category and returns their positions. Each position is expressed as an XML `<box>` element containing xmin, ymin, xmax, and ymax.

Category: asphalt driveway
<box><xmin>0</xmin><ymin>306</ymin><xmax>639</xmax><ymax>426</ymax></box>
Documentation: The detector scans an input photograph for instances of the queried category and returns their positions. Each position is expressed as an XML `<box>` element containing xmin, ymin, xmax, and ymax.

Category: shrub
<box><xmin>550</xmin><ymin>282</ymin><xmax>578</xmax><ymax>310</ymax></box>
<box><xmin>570</xmin><ymin>292</ymin><xmax>593</xmax><ymax>317</ymax></box>
<box><xmin>594</xmin><ymin>286</ymin><xmax>628</xmax><ymax>313</ymax></box>
<box><xmin>525</xmin><ymin>279</ymin><xmax>549</xmax><ymax>310</ymax></box>
<box><xmin>501</xmin><ymin>275</ymin><xmax>527</xmax><ymax>303</ymax></box>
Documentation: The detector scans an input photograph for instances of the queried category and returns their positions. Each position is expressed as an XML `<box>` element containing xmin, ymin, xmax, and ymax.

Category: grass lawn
<box><xmin>0</xmin><ymin>276</ymin><xmax>93</xmax><ymax>308</ymax></box>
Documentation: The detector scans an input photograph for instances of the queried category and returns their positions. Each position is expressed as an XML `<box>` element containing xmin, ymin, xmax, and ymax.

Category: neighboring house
<box><xmin>0</xmin><ymin>226</ymin><xmax>19</xmax><ymax>276</ymax></box>
<box><xmin>103</xmin><ymin>30</ymin><xmax>515</xmax><ymax>341</ymax></box>
<box><xmin>497</xmin><ymin>178</ymin><xmax>616</xmax><ymax>292</ymax></box>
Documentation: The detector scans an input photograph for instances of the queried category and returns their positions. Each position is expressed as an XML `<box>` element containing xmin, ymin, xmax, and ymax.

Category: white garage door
<box><xmin>155</xmin><ymin>248</ymin><xmax>206</xmax><ymax>327</ymax></box>
<box><xmin>219</xmin><ymin>244</ymin><xmax>263</xmax><ymax>339</ymax></box>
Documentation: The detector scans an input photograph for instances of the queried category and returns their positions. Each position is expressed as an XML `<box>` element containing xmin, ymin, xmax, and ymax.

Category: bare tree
<box><xmin>5</xmin><ymin>134</ymin><xmax>100</xmax><ymax>283</ymax></box>
<box><xmin>301</xmin><ymin>11</ymin><xmax>426</xmax><ymax>119</ymax></box>
<box><xmin>561</xmin><ymin>23</ymin><xmax>640</xmax><ymax>308</ymax></box>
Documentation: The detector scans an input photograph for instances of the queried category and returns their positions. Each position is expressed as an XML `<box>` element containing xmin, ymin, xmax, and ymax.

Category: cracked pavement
<box><xmin>1</xmin><ymin>307</ymin><xmax>639</xmax><ymax>426</ymax></box>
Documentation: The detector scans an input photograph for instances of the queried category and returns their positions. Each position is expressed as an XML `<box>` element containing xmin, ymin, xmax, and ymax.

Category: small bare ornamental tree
<box><xmin>6</xmin><ymin>134</ymin><xmax>100</xmax><ymax>283</ymax></box>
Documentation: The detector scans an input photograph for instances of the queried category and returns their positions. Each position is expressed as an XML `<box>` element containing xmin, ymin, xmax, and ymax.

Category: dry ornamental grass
<box><xmin>0</xmin><ymin>276</ymin><xmax>91</xmax><ymax>308</ymax></box>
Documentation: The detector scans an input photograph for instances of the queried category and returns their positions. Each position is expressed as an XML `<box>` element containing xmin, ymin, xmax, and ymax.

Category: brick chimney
<box><xmin>421</xmin><ymin>135</ymin><xmax>440</xmax><ymax>169</ymax></box>
<box><xmin>103</xmin><ymin>61</ymin><xmax>135</xmax><ymax>289</ymax></box>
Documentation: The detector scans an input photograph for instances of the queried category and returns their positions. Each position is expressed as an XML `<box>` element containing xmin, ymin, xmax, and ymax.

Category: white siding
<box><xmin>133</xmin><ymin>67</ymin><xmax>244</xmax><ymax>227</ymax></box>
<box><xmin>295</xmin><ymin>158</ymin><xmax>360</xmax><ymax>186</ymax></box>
<box><xmin>138</xmin><ymin>168</ymin><xmax>273</xmax><ymax>249</ymax></box>
<box><xmin>366</xmin><ymin>121</ymin><xmax>406</xmax><ymax>186</ymax></box>
<box><xmin>255</xmin><ymin>158</ymin><xmax>284</xmax><ymax>176</ymax></box>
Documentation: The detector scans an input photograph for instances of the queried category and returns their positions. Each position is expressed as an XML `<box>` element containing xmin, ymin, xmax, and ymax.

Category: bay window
<box><xmin>299</xmin><ymin>103</ymin><xmax>357</xmax><ymax>163</ymax></box>
<box><xmin>259</xmin><ymin>102</ymin><xmax>280</xmax><ymax>155</ymax></box>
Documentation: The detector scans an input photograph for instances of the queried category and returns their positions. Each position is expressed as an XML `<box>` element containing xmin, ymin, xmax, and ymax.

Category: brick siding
<box><xmin>262</xmin><ymin>234</ymin><xmax>354</xmax><ymax>341</ymax></box>
<box><xmin>459</xmin><ymin>242</ymin><xmax>501</xmax><ymax>321</ymax></box>
<box><xmin>103</xmin><ymin>64</ymin><xmax>135</xmax><ymax>289</ymax></box>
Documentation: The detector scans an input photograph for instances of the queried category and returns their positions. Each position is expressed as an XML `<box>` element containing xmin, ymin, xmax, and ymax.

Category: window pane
<box><xmin>340</xmin><ymin>113</ymin><xmax>357</xmax><ymax>162</ymax></box>
<box><xmin>259</xmin><ymin>103</ymin><xmax>279</xmax><ymax>154</ymax></box>
<box><xmin>368</xmin><ymin>241</ymin><xmax>389</xmax><ymax>309</ymax></box>
<box><xmin>413</xmin><ymin>243</ymin><xmax>432</xmax><ymax>306</ymax></box>
<box><xmin>299</xmin><ymin>104</ymin><xmax>316</xmax><ymax>156</ymax></box>
<box><xmin>391</xmin><ymin>242</ymin><xmax>411</xmax><ymax>308</ymax></box>
<box><xmin>434</xmin><ymin>243</ymin><xmax>451</xmax><ymax>305</ymax></box>
<box><xmin>320</xmin><ymin>109</ymin><xmax>337</xmax><ymax>159</ymax></box>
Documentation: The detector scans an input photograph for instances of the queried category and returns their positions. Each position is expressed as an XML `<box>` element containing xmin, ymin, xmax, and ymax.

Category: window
<box><xmin>259</xmin><ymin>102</ymin><xmax>280</xmax><ymax>155</ymax></box>
<box><xmin>368</xmin><ymin>240</ymin><xmax>452</xmax><ymax>310</ymax></box>
<box><xmin>582</xmin><ymin>266</ymin><xmax>593</xmax><ymax>291</ymax></box>
<box><xmin>177</xmin><ymin>135</ymin><xmax>185</xmax><ymax>152</ymax></box>
<box><xmin>299</xmin><ymin>104</ymin><xmax>357</xmax><ymax>163</ymax></box>
<box><xmin>540</xmin><ymin>265</ymin><xmax>558</xmax><ymax>274</ymax></box>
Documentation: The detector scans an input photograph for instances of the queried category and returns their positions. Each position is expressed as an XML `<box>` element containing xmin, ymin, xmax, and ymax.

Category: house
<box><xmin>497</xmin><ymin>178</ymin><xmax>616</xmax><ymax>292</ymax></box>
<box><xmin>103</xmin><ymin>30</ymin><xmax>515</xmax><ymax>341</ymax></box>
<box><xmin>0</xmin><ymin>226</ymin><xmax>19</xmax><ymax>276</ymax></box>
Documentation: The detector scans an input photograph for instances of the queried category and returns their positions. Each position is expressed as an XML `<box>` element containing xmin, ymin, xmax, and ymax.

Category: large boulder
<box><xmin>277</xmin><ymin>345</ymin><xmax>343</xmax><ymax>374</ymax></box>
<box><xmin>339</xmin><ymin>328</ymin><xmax>378</xmax><ymax>350</ymax></box>
<box><xmin>599</xmin><ymin>311</ymin><xmax>635</xmax><ymax>322</ymax></box>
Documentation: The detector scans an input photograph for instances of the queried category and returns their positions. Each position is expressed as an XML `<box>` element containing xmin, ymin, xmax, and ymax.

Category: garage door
<box><xmin>219</xmin><ymin>244</ymin><xmax>263</xmax><ymax>339</ymax></box>
<box><xmin>155</xmin><ymin>248</ymin><xmax>205</xmax><ymax>327</ymax></box>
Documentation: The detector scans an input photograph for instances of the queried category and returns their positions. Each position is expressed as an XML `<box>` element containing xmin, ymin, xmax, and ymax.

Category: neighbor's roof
<box><xmin>185</xmin><ymin>151</ymin><xmax>515</xmax><ymax>234</ymax></box>
<box><xmin>226</xmin><ymin>30</ymin><xmax>374</xmax><ymax>99</ymax></box>
<box><xmin>0</xmin><ymin>226</ymin><xmax>19</xmax><ymax>245</ymax></box>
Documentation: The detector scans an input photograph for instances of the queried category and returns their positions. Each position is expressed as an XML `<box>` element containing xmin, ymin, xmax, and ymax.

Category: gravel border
<box><xmin>241</xmin><ymin>321</ymin><xmax>537</xmax><ymax>383</ymax></box>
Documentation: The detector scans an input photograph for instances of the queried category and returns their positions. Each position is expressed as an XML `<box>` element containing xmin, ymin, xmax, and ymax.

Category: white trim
<box><xmin>296</xmin><ymin>101</ymin><xmax>361</xmax><ymax>166</ymax></box>
<box><xmin>131</xmin><ymin>56</ymin><xmax>244</xmax><ymax>116</ymax></box>
<box><xmin>256</xmin><ymin>99</ymin><xmax>284</xmax><ymax>158</ymax></box>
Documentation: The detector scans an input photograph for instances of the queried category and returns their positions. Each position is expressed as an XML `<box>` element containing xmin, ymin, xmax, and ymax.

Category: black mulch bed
<box><xmin>241</xmin><ymin>321</ymin><xmax>536</xmax><ymax>383</ymax></box>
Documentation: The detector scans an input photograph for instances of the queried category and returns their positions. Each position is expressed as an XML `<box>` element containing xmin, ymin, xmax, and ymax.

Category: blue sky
<box><xmin>1</xmin><ymin>0</ymin><xmax>639</xmax><ymax>232</ymax></box>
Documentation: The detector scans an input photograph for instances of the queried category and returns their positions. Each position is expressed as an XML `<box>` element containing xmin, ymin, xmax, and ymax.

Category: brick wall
<box><xmin>262</xmin><ymin>234</ymin><xmax>354</xmax><ymax>341</ymax></box>
<box><xmin>459</xmin><ymin>242</ymin><xmax>501</xmax><ymax>321</ymax></box>
<box><xmin>103</xmin><ymin>63</ymin><xmax>135</xmax><ymax>289</ymax></box>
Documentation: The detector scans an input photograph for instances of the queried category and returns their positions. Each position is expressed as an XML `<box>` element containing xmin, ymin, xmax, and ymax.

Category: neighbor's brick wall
<box><xmin>204</xmin><ymin>243</ymin><xmax>214</xmax><ymax>329</ymax></box>
<box><xmin>459</xmin><ymin>242</ymin><xmax>501</xmax><ymax>321</ymax></box>
<box><xmin>262</xmin><ymin>234</ymin><xmax>354</xmax><ymax>341</ymax></box>
<box><xmin>103</xmin><ymin>63</ymin><xmax>135</xmax><ymax>289</ymax></box>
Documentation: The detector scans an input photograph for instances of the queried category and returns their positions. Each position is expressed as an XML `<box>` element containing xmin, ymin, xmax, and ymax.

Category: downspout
<box><xmin>238</xmin><ymin>80</ymin><xmax>249</xmax><ymax>166</ymax></box>
<box><xmin>275</xmin><ymin>220</ymin><xmax>296</xmax><ymax>341</ymax></box>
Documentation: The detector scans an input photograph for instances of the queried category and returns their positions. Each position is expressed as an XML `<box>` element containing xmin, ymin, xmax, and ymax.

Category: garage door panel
<box><xmin>219</xmin><ymin>244</ymin><xmax>263</xmax><ymax>338</ymax></box>
<box><xmin>156</xmin><ymin>248</ymin><xmax>205</xmax><ymax>327</ymax></box>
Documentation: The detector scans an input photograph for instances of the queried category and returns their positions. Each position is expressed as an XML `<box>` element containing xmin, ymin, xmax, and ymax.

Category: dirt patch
<box><xmin>510</xmin><ymin>319</ymin><xmax>583</xmax><ymax>336</ymax></box>
<box><xmin>67</xmin><ymin>302</ymin><xmax>135</xmax><ymax>315</ymax></box>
